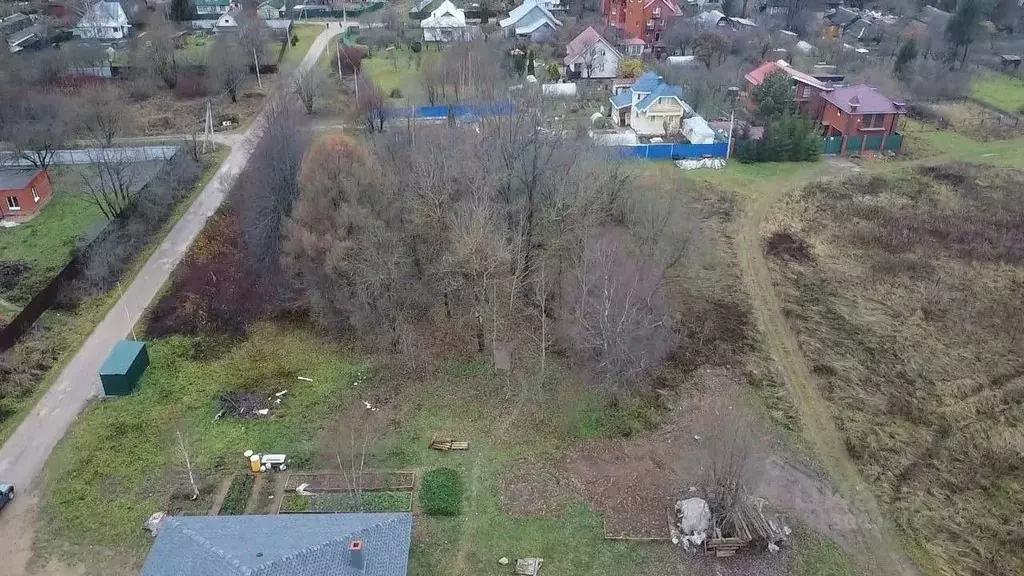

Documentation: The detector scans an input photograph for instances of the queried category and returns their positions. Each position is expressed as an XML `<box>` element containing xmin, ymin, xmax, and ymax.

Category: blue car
<box><xmin>0</xmin><ymin>484</ymin><xmax>13</xmax><ymax>509</ymax></box>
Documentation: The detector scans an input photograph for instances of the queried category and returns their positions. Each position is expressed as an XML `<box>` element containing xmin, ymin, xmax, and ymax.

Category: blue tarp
<box><xmin>384</xmin><ymin>101</ymin><xmax>516</xmax><ymax>120</ymax></box>
<box><xmin>615</xmin><ymin>142</ymin><xmax>729</xmax><ymax>160</ymax></box>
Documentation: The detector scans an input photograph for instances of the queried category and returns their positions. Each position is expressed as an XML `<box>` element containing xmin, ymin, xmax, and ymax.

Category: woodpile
<box><xmin>704</xmin><ymin>498</ymin><xmax>788</xmax><ymax>557</ymax></box>
<box><xmin>428</xmin><ymin>435</ymin><xmax>469</xmax><ymax>451</ymax></box>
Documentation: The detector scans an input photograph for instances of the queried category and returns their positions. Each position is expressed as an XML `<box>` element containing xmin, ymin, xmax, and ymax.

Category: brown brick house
<box><xmin>0</xmin><ymin>168</ymin><xmax>52</xmax><ymax>222</ymax></box>
<box><xmin>820</xmin><ymin>84</ymin><xmax>904</xmax><ymax>149</ymax></box>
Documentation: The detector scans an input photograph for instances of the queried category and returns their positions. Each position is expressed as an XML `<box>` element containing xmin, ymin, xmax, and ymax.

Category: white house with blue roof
<box><xmin>142</xmin><ymin>512</ymin><xmax>413</xmax><ymax>576</ymax></box>
<box><xmin>499</xmin><ymin>0</ymin><xmax>562</xmax><ymax>41</ymax></box>
<box><xmin>609</xmin><ymin>71</ymin><xmax>693</xmax><ymax>137</ymax></box>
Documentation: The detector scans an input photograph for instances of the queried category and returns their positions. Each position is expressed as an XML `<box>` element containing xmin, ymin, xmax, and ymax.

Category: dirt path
<box><xmin>734</xmin><ymin>169</ymin><xmax>920</xmax><ymax>576</ymax></box>
<box><xmin>451</xmin><ymin>377</ymin><xmax>529</xmax><ymax>575</ymax></box>
<box><xmin>207</xmin><ymin>477</ymin><xmax>234</xmax><ymax>516</ymax></box>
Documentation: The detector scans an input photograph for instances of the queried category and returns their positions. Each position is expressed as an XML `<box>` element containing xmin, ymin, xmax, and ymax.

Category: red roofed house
<box><xmin>601</xmin><ymin>0</ymin><xmax>682</xmax><ymax>46</ymax></box>
<box><xmin>820</xmin><ymin>84</ymin><xmax>905</xmax><ymax>153</ymax></box>
<box><xmin>0</xmin><ymin>168</ymin><xmax>52</xmax><ymax>223</ymax></box>
<box><xmin>745</xmin><ymin>60</ymin><xmax>836</xmax><ymax>117</ymax></box>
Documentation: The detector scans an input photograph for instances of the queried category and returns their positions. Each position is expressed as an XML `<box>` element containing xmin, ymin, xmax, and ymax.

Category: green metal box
<box><xmin>99</xmin><ymin>340</ymin><xmax>149</xmax><ymax>396</ymax></box>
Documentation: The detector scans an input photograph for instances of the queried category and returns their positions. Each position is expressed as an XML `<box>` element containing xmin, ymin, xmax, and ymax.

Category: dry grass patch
<box><xmin>766</xmin><ymin>163</ymin><xmax>1024</xmax><ymax>576</ymax></box>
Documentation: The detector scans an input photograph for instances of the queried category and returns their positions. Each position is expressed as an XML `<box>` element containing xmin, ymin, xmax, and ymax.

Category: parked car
<box><xmin>0</xmin><ymin>484</ymin><xmax>14</xmax><ymax>510</ymax></box>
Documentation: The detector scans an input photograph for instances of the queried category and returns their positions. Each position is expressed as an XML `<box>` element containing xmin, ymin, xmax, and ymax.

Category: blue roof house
<box><xmin>142</xmin><ymin>513</ymin><xmax>413</xmax><ymax>576</ymax></box>
<box><xmin>609</xmin><ymin>71</ymin><xmax>693</xmax><ymax>137</ymax></box>
<box><xmin>500</xmin><ymin>0</ymin><xmax>562</xmax><ymax>41</ymax></box>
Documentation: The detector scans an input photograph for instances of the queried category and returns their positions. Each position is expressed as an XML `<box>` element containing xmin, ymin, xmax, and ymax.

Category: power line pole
<box><xmin>253</xmin><ymin>48</ymin><xmax>263</xmax><ymax>89</ymax></box>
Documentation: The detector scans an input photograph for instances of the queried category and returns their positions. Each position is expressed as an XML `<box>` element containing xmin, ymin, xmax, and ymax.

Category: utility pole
<box><xmin>253</xmin><ymin>48</ymin><xmax>263</xmax><ymax>89</ymax></box>
<box><xmin>203</xmin><ymin>100</ymin><xmax>213</xmax><ymax>154</ymax></box>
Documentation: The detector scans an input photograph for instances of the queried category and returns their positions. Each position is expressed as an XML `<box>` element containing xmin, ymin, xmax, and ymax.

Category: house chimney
<box><xmin>349</xmin><ymin>539</ymin><xmax>365</xmax><ymax>571</ymax></box>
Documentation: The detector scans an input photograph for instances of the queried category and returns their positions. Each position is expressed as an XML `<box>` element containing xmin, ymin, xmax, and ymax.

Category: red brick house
<box><xmin>0</xmin><ymin>168</ymin><xmax>52</xmax><ymax>222</ymax></box>
<box><xmin>600</xmin><ymin>0</ymin><xmax>682</xmax><ymax>46</ymax></box>
<box><xmin>745</xmin><ymin>60</ymin><xmax>836</xmax><ymax>117</ymax></box>
<box><xmin>820</xmin><ymin>84</ymin><xmax>905</xmax><ymax>151</ymax></box>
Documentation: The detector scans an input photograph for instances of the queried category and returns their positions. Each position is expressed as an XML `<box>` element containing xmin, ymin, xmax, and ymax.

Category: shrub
<box><xmin>419</xmin><ymin>467</ymin><xmax>463</xmax><ymax>516</ymax></box>
<box><xmin>410</xmin><ymin>40</ymin><xmax>422</xmax><ymax>53</ymax></box>
<box><xmin>735</xmin><ymin>115</ymin><xmax>820</xmax><ymax>163</ymax></box>
<box><xmin>291</xmin><ymin>34</ymin><xmax>299</xmax><ymax>46</ymax></box>
<box><xmin>620</xmin><ymin>58</ymin><xmax>644</xmax><ymax>78</ymax></box>
<box><xmin>389</xmin><ymin>87</ymin><xmax>403</xmax><ymax>98</ymax></box>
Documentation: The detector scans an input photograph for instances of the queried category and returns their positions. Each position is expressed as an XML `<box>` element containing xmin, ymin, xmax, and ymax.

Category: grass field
<box><xmin>0</xmin><ymin>168</ymin><xmax>105</xmax><ymax>305</ymax></box>
<box><xmin>39</xmin><ymin>324</ymin><xmax>369</xmax><ymax>566</ymax></box>
<box><xmin>37</xmin><ymin>322</ymin><xmax>678</xmax><ymax>575</ymax></box>
<box><xmin>361</xmin><ymin>47</ymin><xmax>443</xmax><ymax>103</ymax></box>
<box><xmin>970</xmin><ymin>70</ymin><xmax>1024</xmax><ymax>114</ymax></box>
<box><xmin>764</xmin><ymin>164</ymin><xmax>1024</xmax><ymax>576</ymax></box>
<box><xmin>280</xmin><ymin>23</ymin><xmax>324</xmax><ymax>67</ymax></box>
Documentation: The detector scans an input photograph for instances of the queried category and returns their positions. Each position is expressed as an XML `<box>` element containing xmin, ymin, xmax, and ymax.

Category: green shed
<box><xmin>99</xmin><ymin>340</ymin><xmax>150</xmax><ymax>396</ymax></box>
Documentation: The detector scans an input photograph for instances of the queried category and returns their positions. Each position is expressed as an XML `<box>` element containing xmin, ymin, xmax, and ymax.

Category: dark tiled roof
<box><xmin>0</xmin><ymin>168</ymin><xmax>42</xmax><ymax>191</ymax></box>
<box><xmin>822</xmin><ymin>84</ymin><xmax>902</xmax><ymax>115</ymax></box>
<box><xmin>142</xmin><ymin>513</ymin><xmax>413</xmax><ymax>576</ymax></box>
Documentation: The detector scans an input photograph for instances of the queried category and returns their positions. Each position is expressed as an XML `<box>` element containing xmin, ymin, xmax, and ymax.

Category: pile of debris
<box><xmin>670</xmin><ymin>495</ymin><xmax>789</xmax><ymax>557</ymax></box>
<box><xmin>215</xmin><ymin>390</ymin><xmax>287</xmax><ymax>420</ymax></box>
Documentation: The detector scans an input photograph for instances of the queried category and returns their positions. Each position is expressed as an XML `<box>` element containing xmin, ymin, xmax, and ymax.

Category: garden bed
<box><xmin>284</xmin><ymin>471</ymin><xmax>415</xmax><ymax>492</ymax></box>
<box><xmin>279</xmin><ymin>491</ymin><xmax>413</xmax><ymax>513</ymax></box>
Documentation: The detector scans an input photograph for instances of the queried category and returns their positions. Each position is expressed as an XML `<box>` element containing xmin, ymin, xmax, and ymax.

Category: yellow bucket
<box><xmin>249</xmin><ymin>454</ymin><xmax>261</xmax><ymax>473</ymax></box>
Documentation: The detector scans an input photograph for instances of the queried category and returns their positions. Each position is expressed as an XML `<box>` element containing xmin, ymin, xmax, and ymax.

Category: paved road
<box><xmin>0</xmin><ymin>22</ymin><xmax>342</xmax><ymax>507</ymax></box>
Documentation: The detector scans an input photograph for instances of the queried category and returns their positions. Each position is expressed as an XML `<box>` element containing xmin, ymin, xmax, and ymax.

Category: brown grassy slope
<box><xmin>764</xmin><ymin>164</ymin><xmax>1024</xmax><ymax>576</ymax></box>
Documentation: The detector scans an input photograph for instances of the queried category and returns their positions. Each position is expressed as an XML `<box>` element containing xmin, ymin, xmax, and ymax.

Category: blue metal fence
<box><xmin>384</xmin><ymin>101</ymin><xmax>517</xmax><ymax>120</ymax></box>
<box><xmin>614</xmin><ymin>142</ymin><xmax>729</xmax><ymax>160</ymax></box>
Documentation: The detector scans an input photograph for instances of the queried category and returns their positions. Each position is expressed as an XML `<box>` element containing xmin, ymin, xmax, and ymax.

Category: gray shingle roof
<box><xmin>142</xmin><ymin>513</ymin><xmax>413</xmax><ymax>576</ymax></box>
<box><xmin>0</xmin><ymin>168</ymin><xmax>42</xmax><ymax>191</ymax></box>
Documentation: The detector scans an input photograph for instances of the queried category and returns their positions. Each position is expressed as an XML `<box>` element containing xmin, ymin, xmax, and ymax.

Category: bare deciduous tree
<box><xmin>292</xmin><ymin>67</ymin><xmax>327</xmax><ymax>114</ymax></box>
<box><xmin>79</xmin><ymin>150</ymin><xmax>145</xmax><ymax>220</ymax></box>
<box><xmin>356</xmin><ymin>77</ymin><xmax>387</xmax><ymax>133</ymax></box>
<box><xmin>232</xmin><ymin>102</ymin><xmax>309</xmax><ymax>285</ymax></box>
<box><xmin>175</xmin><ymin>429</ymin><xmax>200</xmax><ymax>501</ymax></box>
<box><xmin>561</xmin><ymin>229</ymin><xmax>675</xmax><ymax>394</ymax></box>
<box><xmin>79</xmin><ymin>85</ymin><xmax>127</xmax><ymax>146</ymax></box>
<box><xmin>700</xmin><ymin>414</ymin><xmax>757</xmax><ymax>536</ymax></box>
<box><xmin>7</xmin><ymin>95</ymin><xmax>72</xmax><ymax>170</ymax></box>
<box><xmin>209</xmin><ymin>38</ymin><xmax>249</xmax><ymax>103</ymax></box>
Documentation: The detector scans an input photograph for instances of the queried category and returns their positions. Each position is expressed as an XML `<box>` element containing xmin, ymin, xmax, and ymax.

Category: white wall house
<box><xmin>500</xmin><ymin>0</ymin><xmax>562</xmax><ymax>42</ymax></box>
<box><xmin>563</xmin><ymin>26</ymin><xmax>621</xmax><ymax>79</ymax></box>
<box><xmin>195</xmin><ymin>0</ymin><xmax>233</xmax><ymax>15</ymax></box>
<box><xmin>609</xmin><ymin>71</ymin><xmax>692</xmax><ymax>136</ymax></box>
<box><xmin>421</xmin><ymin>0</ymin><xmax>468</xmax><ymax>43</ymax></box>
<box><xmin>215</xmin><ymin>7</ymin><xmax>240</xmax><ymax>30</ymax></box>
<box><xmin>74</xmin><ymin>1</ymin><xmax>130</xmax><ymax>40</ymax></box>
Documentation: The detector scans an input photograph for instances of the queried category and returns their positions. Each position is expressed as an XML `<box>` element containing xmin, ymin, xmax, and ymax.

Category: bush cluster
<box><xmin>735</xmin><ymin>115</ymin><xmax>821</xmax><ymax>163</ymax></box>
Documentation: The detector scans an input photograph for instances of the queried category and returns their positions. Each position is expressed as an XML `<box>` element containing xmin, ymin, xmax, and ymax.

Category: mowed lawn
<box><xmin>0</xmin><ymin>168</ymin><xmax>105</xmax><ymax>305</ymax></box>
<box><xmin>971</xmin><ymin>71</ymin><xmax>1024</xmax><ymax>114</ymax></box>
<box><xmin>280</xmin><ymin>23</ymin><xmax>325</xmax><ymax>66</ymax></box>
<box><xmin>362</xmin><ymin>47</ymin><xmax>443</xmax><ymax>103</ymax></box>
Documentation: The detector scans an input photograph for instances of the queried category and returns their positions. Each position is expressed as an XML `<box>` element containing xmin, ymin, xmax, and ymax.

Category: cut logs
<box><xmin>428</xmin><ymin>435</ymin><xmax>469</xmax><ymax>451</ymax></box>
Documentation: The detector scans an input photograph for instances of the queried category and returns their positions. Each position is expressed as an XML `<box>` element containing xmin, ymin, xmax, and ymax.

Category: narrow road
<box><xmin>0</xmin><ymin>22</ymin><xmax>343</xmax><ymax>575</ymax></box>
<box><xmin>734</xmin><ymin>169</ymin><xmax>920</xmax><ymax>576</ymax></box>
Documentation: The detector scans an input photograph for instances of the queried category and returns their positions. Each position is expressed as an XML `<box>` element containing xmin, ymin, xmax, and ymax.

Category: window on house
<box><xmin>6</xmin><ymin>196</ymin><xmax>20</xmax><ymax>210</ymax></box>
<box><xmin>653</xmin><ymin>6</ymin><xmax>661</xmax><ymax>16</ymax></box>
<box><xmin>655</xmin><ymin>32</ymin><xmax>661</xmax><ymax>41</ymax></box>
<box><xmin>647</xmin><ymin>19</ymin><xmax>654</xmax><ymax>28</ymax></box>
<box><xmin>31</xmin><ymin>187</ymin><xmax>39</xmax><ymax>202</ymax></box>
